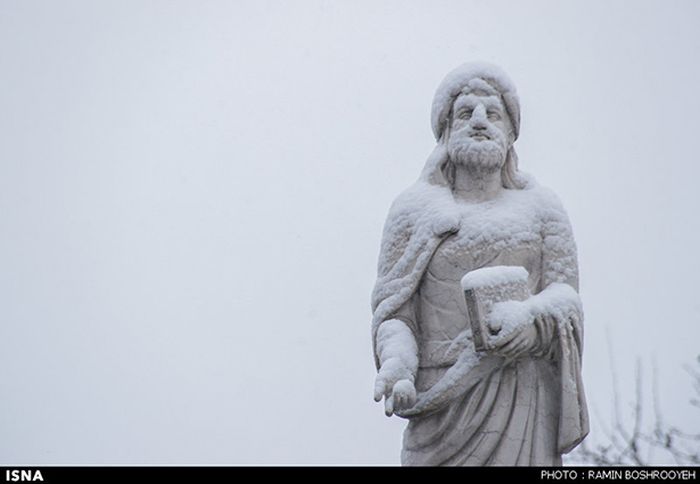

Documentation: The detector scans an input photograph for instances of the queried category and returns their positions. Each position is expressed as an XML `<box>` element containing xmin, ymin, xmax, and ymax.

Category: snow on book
<box><xmin>460</xmin><ymin>266</ymin><xmax>531</xmax><ymax>352</ymax></box>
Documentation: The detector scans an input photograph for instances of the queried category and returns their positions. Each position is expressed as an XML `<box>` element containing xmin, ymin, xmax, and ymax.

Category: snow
<box><xmin>374</xmin><ymin>318</ymin><xmax>419</xmax><ymax>386</ymax></box>
<box><xmin>399</xmin><ymin>281</ymin><xmax>583</xmax><ymax>417</ymax></box>
<box><xmin>372</xmin><ymin>158</ymin><xmax>579</xmax><ymax>368</ymax></box>
<box><xmin>372</xmin><ymin>74</ymin><xmax>583</xmax><ymax>419</ymax></box>
<box><xmin>461</xmin><ymin>265</ymin><xmax>529</xmax><ymax>291</ymax></box>
<box><xmin>373</xmin><ymin>178</ymin><xmax>583</xmax><ymax>417</ymax></box>
<box><xmin>488</xmin><ymin>282</ymin><xmax>583</xmax><ymax>340</ymax></box>
<box><xmin>431</xmin><ymin>61</ymin><xmax>521</xmax><ymax>142</ymax></box>
<box><xmin>398</xmin><ymin>339</ymin><xmax>482</xmax><ymax>417</ymax></box>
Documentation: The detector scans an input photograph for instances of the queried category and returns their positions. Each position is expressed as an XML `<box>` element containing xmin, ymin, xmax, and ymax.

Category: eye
<box><xmin>459</xmin><ymin>109</ymin><xmax>473</xmax><ymax>120</ymax></box>
<box><xmin>487</xmin><ymin>110</ymin><xmax>501</xmax><ymax>121</ymax></box>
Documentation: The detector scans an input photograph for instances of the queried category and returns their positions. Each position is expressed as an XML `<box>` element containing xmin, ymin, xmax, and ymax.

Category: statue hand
<box><xmin>491</xmin><ymin>318</ymin><xmax>539</xmax><ymax>359</ymax></box>
<box><xmin>374</xmin><ymin>359</ymin><xmax>417</xmax><ymax>416</ymax></box>
<box><xmin>388</xmin><ymin>379</ymin><xmax>417</xmax><ymax>415</ymax></box>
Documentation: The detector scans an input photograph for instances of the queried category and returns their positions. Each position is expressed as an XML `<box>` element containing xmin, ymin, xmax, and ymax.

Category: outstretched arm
<box><xmin>373</xmin><ymin>299</ymin><xmax>419</xmax><ymax>416</ymax></box>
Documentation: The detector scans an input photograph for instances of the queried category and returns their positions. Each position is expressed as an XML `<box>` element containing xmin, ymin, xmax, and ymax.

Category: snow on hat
<box><xmin>431</xmin><ymin>62</ymin><xmax>520</xmax><ymax>142</ymax></box>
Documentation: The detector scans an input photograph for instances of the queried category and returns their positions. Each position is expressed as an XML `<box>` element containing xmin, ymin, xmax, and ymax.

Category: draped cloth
<box><xmin>370</xmin><ymin>145</ymin><xmax>589</xmax><ymax>466</ymax></box>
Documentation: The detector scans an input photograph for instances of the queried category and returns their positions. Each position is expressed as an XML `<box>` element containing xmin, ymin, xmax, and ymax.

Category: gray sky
<box><xmin>1</xmin><ymin>0</ymin><xmax>698</xmax><ymax>465</ymax></box>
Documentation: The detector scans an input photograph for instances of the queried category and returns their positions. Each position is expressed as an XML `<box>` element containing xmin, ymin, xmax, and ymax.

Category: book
<box><xmin>461</xmin><ymin>266</ymin><xmax>531</xmax><ymax>352</ymax></box>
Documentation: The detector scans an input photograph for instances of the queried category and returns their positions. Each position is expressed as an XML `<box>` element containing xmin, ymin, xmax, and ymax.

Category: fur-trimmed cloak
<box><xmin>370</xmin><ymin>145</ymin><xmax>589</xmax><ymax>464</ymax></box>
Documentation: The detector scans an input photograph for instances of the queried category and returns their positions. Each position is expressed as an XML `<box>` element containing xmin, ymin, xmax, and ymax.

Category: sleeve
<box><xmin>374</xmin><ymin>291</ymin><xmax>420</xmax><ymax>385</ymax></box>
<box><xmin>537</xmin><ymin>193</ymin><xmax>589</xmax><ymax>453</ymax></box>
<box><xmin>541</xmin><ymin>198</ymin><xmax>580</xmax><ymax>291</ymax></box>
<box><xmin>527</xmin><ymin>196</ymin><xmax>582</xmax><ymax>359</ymax></box>
<box><xmin>388</xmin><ymin>293</ymin><xmax>419</xmax><ymax>336</ymax></box>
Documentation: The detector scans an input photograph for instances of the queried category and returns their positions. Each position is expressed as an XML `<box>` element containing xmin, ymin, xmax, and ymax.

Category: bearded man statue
<box><xmin>370</xmin><ymin>62</ymin><xmax>589</xmax><ymax>466</ymax></box>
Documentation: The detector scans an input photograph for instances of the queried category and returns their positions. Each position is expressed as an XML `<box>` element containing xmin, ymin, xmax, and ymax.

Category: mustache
<box><xmin>447</xmin><ymin>130</ymin><xmax>507</xmax><ymax>169</ymax></box>
<box><xmin>449</xmin><ymin>142</ymin><xmax>505</xmax><ymax>161</ymax></box>
<box><xmin>464</xmin><ymin>126</ymin><xmax>506</xmax><ymax>143</ymax></box>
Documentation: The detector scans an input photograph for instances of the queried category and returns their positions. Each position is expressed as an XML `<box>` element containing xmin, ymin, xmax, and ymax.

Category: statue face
<box><xmin>446</xmin><ymin>86</ymin><xmax>513</xmax><ymax>175</ymax></box>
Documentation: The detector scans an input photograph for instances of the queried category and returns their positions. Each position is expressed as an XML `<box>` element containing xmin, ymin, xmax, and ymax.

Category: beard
<box><xmin>447</xmin><ymin>136</ymin><xmax>507</xmax><ymax>177</ymax></box>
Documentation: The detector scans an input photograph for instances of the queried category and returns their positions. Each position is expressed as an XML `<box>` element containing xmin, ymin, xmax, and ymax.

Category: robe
<box><xmin>370</xmin><ymin>146</ymin><xmax>589</xmax><ymax>466</ymax></box>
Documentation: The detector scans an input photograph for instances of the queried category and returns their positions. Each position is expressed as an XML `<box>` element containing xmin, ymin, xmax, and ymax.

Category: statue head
<box><xmin>427</xmin><ymin>62</ymin><xmax>526</xmax><ymax>189</ymax></box>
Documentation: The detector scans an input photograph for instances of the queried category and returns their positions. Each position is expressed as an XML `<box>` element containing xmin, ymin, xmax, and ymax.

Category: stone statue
<box><xmin>370</xmin><ymin>62</ymin><xmax>589</xmax><ymax>466</ymax></box>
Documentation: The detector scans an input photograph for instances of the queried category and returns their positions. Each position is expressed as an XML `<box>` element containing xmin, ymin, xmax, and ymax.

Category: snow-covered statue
<box><xmin>370</xmin><ymin>62</ymin><xmax>589</xmax><ymax>466</ymax></box>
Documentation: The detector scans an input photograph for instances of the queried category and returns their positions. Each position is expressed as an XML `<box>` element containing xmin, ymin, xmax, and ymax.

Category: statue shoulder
<box><xmin>389</xmin><ymin>181</ymin><xmax>449</xmax><ymax>213</ymax></box>
<box><xmin>384</xmin><ymin>181</ymin><xmax>460</xmax><ymax>238</ymax></box>
<box><xmin>521</xmin><ymin>179</ymin><xmax>572</xmax><ymax>224</ymax></box>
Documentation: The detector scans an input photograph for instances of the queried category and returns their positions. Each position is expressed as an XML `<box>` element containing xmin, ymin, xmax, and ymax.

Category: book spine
<box><xmin>464</xmin><ymin>288</ymin><xmax>487</xmax><ymax>352</ymax></box>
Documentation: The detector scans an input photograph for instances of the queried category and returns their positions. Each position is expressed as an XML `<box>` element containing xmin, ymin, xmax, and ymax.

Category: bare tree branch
<box><xmin>567</xmin><ymin>341</ymin><xmax>700</xmax><ymax>466</ymax></box>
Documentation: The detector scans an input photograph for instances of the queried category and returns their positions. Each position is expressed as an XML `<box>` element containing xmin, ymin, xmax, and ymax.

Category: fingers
<box><xmin>376</xmin><ymin>376</ymin><xmax>414</xmax><ymax>415</ymax></box>
<box><xmin>499</xmin><ymin>340</ymin><xmax>524</xmax><ymax>358</ymax></box>
<box><xmin>492</xmin><ymin>329</ymin><xmax>519</xmax><ymax>349</ymax></box>
<box><xmin>384</xmin><ymin>394</ymin><xmax>394</xmax><ymax>417</ymax></box>
<box><xmin>543</xmin><ymin>315</ymin><xmax>556</xmax><ymax>341</ymax></box>
<box><xmin>373</xmin><ymin>378</ymin><xmax>386</xmax><ymax>402</ymax></box>
<box><xmin>395</xmin><ymin>391</ymin><xmax>405</xmax><ymax>410</ymax></box>
<box><xmin>498</xmin><ymin>332</ymin><xmax>525</xmax><ymax>354</ymax></box>
<box><xmin>508</xmin><ymin>337</ymin><xmax>530</xmax><ymax>359</ymax></box>
<box><xmin>497</xmin><ymin>324</ymin><xmax>540</xmax><ymax>359</ymax></box>
<box><xmin>376</xmin><ymin>375</ymin><xmax>418</xmax><ymax>416</ymax></box>
<box><xmin>391</xmin><ymin>380</ymin><xmax>417</xmax><ymax>412</ymax></box>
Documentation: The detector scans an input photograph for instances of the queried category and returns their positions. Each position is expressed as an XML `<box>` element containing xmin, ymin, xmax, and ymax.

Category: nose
<box><xmin>471</xmin><ymin>104</ymin><xmax>487</xmax><ymax>129</ymax></box>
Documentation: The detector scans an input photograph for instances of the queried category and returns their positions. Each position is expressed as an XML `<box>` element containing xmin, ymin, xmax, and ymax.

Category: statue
<box><xmin>370</xmin><ymin>62</ymin><xmax>589</xmax><ymax>466</ymax></box>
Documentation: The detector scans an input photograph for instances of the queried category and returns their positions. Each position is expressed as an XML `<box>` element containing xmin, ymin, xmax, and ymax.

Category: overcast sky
<box><xmin>1</xmin><ymin>0</ymin><xmax>699</xmax><ymax>465</ymax></box>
